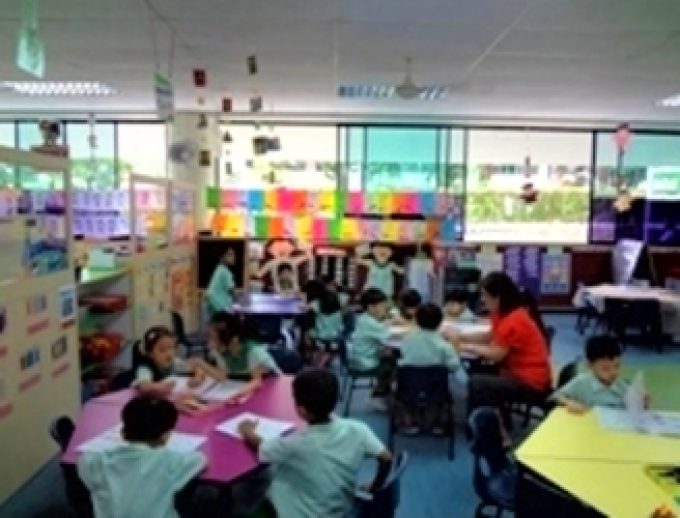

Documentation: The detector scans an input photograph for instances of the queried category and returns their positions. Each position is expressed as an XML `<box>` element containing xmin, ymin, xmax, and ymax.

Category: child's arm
<box><xmin>554</xmin><ymin>395</ymin><xmax>589</xmax><ymax>415</ymax></box>
<box><xmin>460</xmin><ymin>343</ymin><xmax>507</xmax><ymax>362</ymax></box>
<box><xmin>132</xmin><ymin>366</ymin><xmax>175</xmax><ymax>397</ymax></box>
<box><xmin>390</xmin><ymin>262</ymin><xmax>405</xmax><ymax>275</ymax></box>
<box><xmin>369</xmin><ymin>450</ymin><xmax>393</xmax><ymax>493</ymax></box>
<box><xmin>188</xmin><ymin>356</ymin><xmax>228</xmax><ymax>383</ymax></box>
<box><xmin>238</xmin><ymin>419</ymin><xmax>263</xmax><ymax>450</ymax></box>
<box><xmin>355</xmin><ymin>256</ymin><xmax>374</xmax><ymax>268</ymax></box>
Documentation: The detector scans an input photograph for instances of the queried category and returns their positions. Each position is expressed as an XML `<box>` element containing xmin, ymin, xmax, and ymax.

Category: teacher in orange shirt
<box><xmin>455</xmin><ymin>272</ymin><xmax>552</xmax><ymax>431</ymax></box>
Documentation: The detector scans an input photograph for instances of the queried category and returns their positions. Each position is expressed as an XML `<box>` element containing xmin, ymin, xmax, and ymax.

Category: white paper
<box><xmin>78</xmin><ymin>424</ymin><xmax>206</xmax><ymax>453</ymax></box>
<box><xmin>215</xmin><ymin>412</ymin><xmax>294</xmax><ymax>442</ymax></box>
<box><xmin>625</xmin><ymin>371</ymin><xmax>646</xmax><ymax>425</ymax></box>
<box><xmin>595</xmin><ymin>407</ymin><xmax>680</xmax><ymax>437</ymax></box>
<box><xmin>202</xmin><ymin>380</ymin><xmax>247</xmax><ymax>401</ymax></box>
<box><xmin>167</xmin><ymin>375</ymin><xmax>216</xmax><ymax>397</ymax></box>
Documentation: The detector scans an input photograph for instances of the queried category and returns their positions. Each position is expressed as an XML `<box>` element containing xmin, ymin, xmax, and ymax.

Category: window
<box><xmin>593</xmin><ymin>132</ymin><xmax>680</xmax><ymax>245</ymax></box>
<box><xmin>466</xmin><ymin>129</ymin><xmax>591</xmax><ymax>243</ymax></box>
<box><xmin>65</xmin><ymin>122</ymin><xmax>116</xmax><ymax>189</ymax></box>
<box><xmin>118</xmin><ymin>123</ymin><xmax>167</xmax><ymax>184</ymax></box>
<box><xmin>17</xmin><ymin>121</ymin><xmax>43</xmax><ymax>150</ymax></box>
<box><xmin>0</xmin><ymin>122</ymin><xmax>15</xmax><ymax>187</ymax></box>
<box><xmin>220</xmin><ymin>124</ymin><xmax>338</xmax><ymax>191</ymax></box>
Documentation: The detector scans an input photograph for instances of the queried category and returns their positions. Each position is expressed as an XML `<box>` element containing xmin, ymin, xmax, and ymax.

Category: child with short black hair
<box><xmin>275</xmin><ymin>263</ymin><xmax>297</xmax><ymax>295</ymax></box>
<box><xmin>238</xmin><ymin>369</ymin><xmax>392</xmax><ymax>518</ymax></box>
<box><xmin>391</xmin><ymin>288</ymin><xmax>422</xmax><ymax>325</ymax></box>
<box><xmin>77</xmin><ymin>396</ymin><xmax>206</xmax><ymax>518</ymax></box>
<box><xmin>443</xmin><ymin>289</ymin><xmax>475</xmax><ymax>322</ymax></box>
<box><xmin>553</xmin><ymin>335</ymin><xmax>646</xmax><ymax>414</ymax></box>
<box><xmin>400</xmin><ymin>304</ymin><xmax>460</xmax><ymax>371</ymax></box>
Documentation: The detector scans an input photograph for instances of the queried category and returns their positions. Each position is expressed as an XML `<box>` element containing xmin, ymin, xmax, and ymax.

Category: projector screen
<box><xmin>464</xmin><ymin>130</ymin><xmax>592</xmax><ymax>244</ymax></box>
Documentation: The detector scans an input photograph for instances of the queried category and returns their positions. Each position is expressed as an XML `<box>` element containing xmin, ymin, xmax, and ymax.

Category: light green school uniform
<box><xmin>205</xmin><ymin>264</ymin><xmax>235</xmax><ymax>316</ymax></box>
<box><xmin>310</xmin><ymin>293</ymin><xmax>349</xmax><ymax>341</ymax></box>
<box><xmin>399</xmin><ymin>329</ymin><xmax>460</xmax><ymax>372</ymax></box>
<box><xmin>552</xmin><ymin>371</ymin><xmax>629</xmax><ymax>408</ymax></box>
<box><xmin>77</xmin><ymin>443</ymin><xmax>206</xmax><ymax>518</ymax></box>
<box><xmin>259</xmin><ymin>416</ymin><xmax>385</xmax><ymax>518</ymax></box>
<box><xmin>208</xmin><ymin>341</ymin><xmax>281</xmax><ymax>376</ymax></box>
<box><xmin>366</xmin><ymin>262</ymin><xmax>395</xmax><ymax>298</ymax></box>
<box><xmin>350</xmin><ymin>313</ymin><xmax>390</xmax><ymax>370</ymax></box>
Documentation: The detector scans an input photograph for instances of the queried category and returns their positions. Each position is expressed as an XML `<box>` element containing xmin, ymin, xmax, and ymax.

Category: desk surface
<box><xmin>520</xmin><ymin>456</ymin><xmax>678</xmax><ymax>518</ymax></box>
<box><xmin>582</xmin><ymin>284</ymin><xmax>680</xmax><ymax>305</ymax></box>
<box><xmin>63</xmin><ymin>376</ymin><xmax>303</xmax><ymax>485</ymax></box>
<box><xmin>233</xmin><ymin>293</ymin><xmax>304</xmax><ymax>316</ymax></box>
<box><xmin>517</xmin><ymin>408</ymin><xmax>680</xmax><ymax>465</ymax></box>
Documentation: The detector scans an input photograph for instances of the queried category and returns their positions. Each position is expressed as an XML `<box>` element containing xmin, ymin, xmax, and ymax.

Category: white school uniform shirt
<box><xmin>259</xmin><ymin>416</ymin><xmax>385</xmax><ymax>518</ymax></box>
<box><xmin>399</xmin><ymin>328</ymin><xmax>460</xmax><ymax>372</ymax></box>
<box><xmin>77</xmin><ymin>442</ymin><xmax>206</xmax><ymax>518</ymax></box>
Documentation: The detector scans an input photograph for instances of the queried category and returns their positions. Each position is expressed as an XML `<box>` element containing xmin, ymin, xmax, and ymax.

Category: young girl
<box><xmin>197</xmin><ymin>319</ymin><xmax>281</xmax><ymax>395</ymax></box>
<box><xmin>357</xmin><ymin>242</ymin><xmax>404</xmax><ymax>300</ymax></box>
<box><xmin>205</xmin><ymin>248</ymin><xmax>237</xmax><ymax>317</ymax></box>
<box><xmin>132</xmin><ymin>326</ymin><xmax>206</xmax><ymax>398</ymax></box>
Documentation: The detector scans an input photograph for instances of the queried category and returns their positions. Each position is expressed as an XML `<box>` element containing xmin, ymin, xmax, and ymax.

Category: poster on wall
<box><xmin>58</xmin><ymin>284</ymin><xmax>77</xmax><ymax>328</ymax></box>
<box><xmin>18</xmin><ymin>345</ymin><xmax>41</xmax><ymax>393</ymax></box>
<box><xmin>540</xmin><ymin>252</ymin><xmax>571</xmax><ymax>295</ymax></box>
<box><xmin>503</xmin><ymin>245</ymin><xmax>541</xmax><ymax>296</ymax></box>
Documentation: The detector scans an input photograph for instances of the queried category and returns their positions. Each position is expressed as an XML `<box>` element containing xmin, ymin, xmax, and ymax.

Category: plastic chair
<box><xmin>469</xmin><ymin>407</ymin><xmax>517</xmax><ymax>518</ymax></box>
<box><xmin>343</xmin><ymin>363</ymin><xmax>380</xmax><ymax>417</ymax></box>
<box><xmin>603</xmin><ymin>298</ymin><xmax>664</xmax><ymax>352</ymax></box>
<box><xmin>354</xmin><ymin>451</ymin><xmax>409</xmax><ymax>518</ymax></box>
<box><xmin>389</xmin><ymin>366</ymin><xmax>455</xmax><ymax>460</ymax></box>
<box><xmin>267</xmin><ymin>345</ymin><xmax>302</xmax><ymax>374</ymax></box>
<box><xmin>171</xmin><ymin>311</ymin><xmax>206</xmax><ymax>357</ymax></box>
<box><xmin>49</xmin><ymin>416</ymin><xmax>94</xmax><ymax>518</ymax></box>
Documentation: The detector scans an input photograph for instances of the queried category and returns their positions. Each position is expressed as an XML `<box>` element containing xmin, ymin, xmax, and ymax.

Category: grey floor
<box><xmin>2</xmin><ymin>313</ymin><xmax>679</xmax><ymax>518</ymax></box>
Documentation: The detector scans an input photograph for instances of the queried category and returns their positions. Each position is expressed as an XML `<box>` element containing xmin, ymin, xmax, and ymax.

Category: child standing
<box><xmin>442</xmin><ymin>289</ymin><xmax>476</xmax><ymax>323</ymax></box>
<box><xmin>553</xmin><ymin>335</ymin><xmax>647</xmax><ymax>414</ymax></box>
<box><xmin>238</xmin><ymin>369</ymin><xmax>392</xmax><ymax>518</ymax></box>
<box><xmin>357</xmin><ymin>242</ymin><xmax>404</xmax><ymax>300</ymax></box>
<box><xmin>205</xmin><ymin>248</ymin><xmax>237</xmax><ymax>317</ymax></box>
<box><xmin>275</xmin><ymin>263</ymin><xmax>298</xmax><ymax>295</ymax></box>
<box><xmin>77</xmin><ymin>396</ymin><xmax>206</xmax><ymax>518</ymax></box>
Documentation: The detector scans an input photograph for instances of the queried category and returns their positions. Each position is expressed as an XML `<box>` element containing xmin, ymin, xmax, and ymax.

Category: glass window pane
<box><xmin>66</xmin><ymin>122</ymin><xmax>115</xmax><ymax>189</ymax></box>
<box><xmin>0</xmin><ymin>122</ymin><xmax>14</xmax><ymax>147</ymax></box>
<box><xmin>593</xmin><ymin>133</ymin><xmax>680</xmax><ymax>245</ymax></box>
<box><xmin>118</xmin><ymin>123</ymin><xmax>167</xmax><ymax>184</ymax></box>
<box><xmin>466</xmin><ymin>129</ymin><xmax>591</xmax><ymax>243</ymax></box>
<box><xmin>18</xmin><ymin>121</ymin><xmax>49</xmax><ymax>150</ymax></box>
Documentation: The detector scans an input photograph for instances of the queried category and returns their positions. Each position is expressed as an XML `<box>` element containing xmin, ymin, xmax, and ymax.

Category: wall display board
<box><xmin>540</xmin><ymin>250</ymin><xmax>572</xmax><ymax>295</ymax></box>
<box><xmin>0</xmin><ymin>146</ymin><xmax>79</xmax><ymax>504</ymax></box>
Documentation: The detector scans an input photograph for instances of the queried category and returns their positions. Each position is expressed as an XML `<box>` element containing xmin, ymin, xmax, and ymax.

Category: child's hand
<box><xmin>443</xmin><ymin>329</ymin><xmax>462</xmax><ymax>344</ymax></box>
<box><xmin>187</xmin><ymin>371</ymin><xmax>206</xmax><ymax>389</ymax></box>
<box><xmin>158</xmin><ymin>379</ymin><xmax>175</xmax><ymax>395</ymax></box>
<box><xmin>565</xmin><ymin>400</ymin><xmax>588</xmax><ymax>415</ymax></box>
<box><xmin>238</xmin><ymin>419</ymin><xmax>258</xmax><ymax>437</ymax></box>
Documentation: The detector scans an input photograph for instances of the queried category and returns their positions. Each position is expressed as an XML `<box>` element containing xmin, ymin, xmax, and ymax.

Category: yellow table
<box><xmin>517</xmin><ymin>409</ymin><xmax>680</xmax><ymax>517</ymax></box>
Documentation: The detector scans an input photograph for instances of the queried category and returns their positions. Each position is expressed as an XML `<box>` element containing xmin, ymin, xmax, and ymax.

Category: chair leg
<box><xmin>344</xmin><ymin>379</ymin><xmax>354</xmax><ymax>416</ymax></box>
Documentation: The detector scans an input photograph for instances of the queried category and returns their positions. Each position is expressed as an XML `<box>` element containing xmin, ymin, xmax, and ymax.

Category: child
<box><xmin>133</xmin><ymin>326</ymin><xmax>206</xmax><ymax>397</ymax></box>
<box><xmin>400</xmin><ymin>303</ymin><xmax>460</xmax><ymax>371</ymax></box>
<box><xmin>238</xmin><ymin>369</ymin><xmax>392</xmax><ymax>518</ymax></box>
<box><xmin>275</xmin><ymin>263</ymin><xmax>298</xmax><ymax>295</ymax></box>
<box><xmin>391</xmin><ymin>288</ymin><xmax>422</xmax><ymax>325</ymax></box>
<box><xmin>357</xmin><ymin>242</ymin><xmax>404</xmax><ymax>299</ymax></box>
<box><xmin>308</xmin><ymin>287</ymin><xmax>349</xmax><ymax>367</ymax></box>
<box><xmin>553</xmin><ymin>335</ymin><xmax>637</xmax><ymax>414</ymax></box>
<box><xmin>205</xmin><ymin>248</ymin><xmax>237</xmax><ymax>317</ymax></box>
<box><xmin>196</xmin><ymin>319</ymin><xmax>281</xmax><ymax>391</ymax></box>
<box><xmin>77</xmin><ymin>396</ymin><xmax>206</xmax><ymax>518</ymax></box>
<box><xmin>442</xmin><ymin>289</ymin><xmax>476</xmax><ymax>323</ymax></box>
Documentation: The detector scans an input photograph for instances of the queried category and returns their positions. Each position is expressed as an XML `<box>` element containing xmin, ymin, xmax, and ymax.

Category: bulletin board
<box><xmin>0</xmin><ymin>147</ymin><xmax>79</xmax><ymax>504</ymax></box>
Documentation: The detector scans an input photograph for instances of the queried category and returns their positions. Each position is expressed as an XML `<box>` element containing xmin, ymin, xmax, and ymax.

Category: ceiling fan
<box><xmin>338</xmin><ymin>57</ymin><xmax>450</xmax><ymax>101</ymax></box>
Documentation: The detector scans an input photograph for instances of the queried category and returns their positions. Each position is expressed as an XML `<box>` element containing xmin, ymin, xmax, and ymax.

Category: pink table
<box><xmin>63</xmin><ymin>376</ymin><xmax>304</xmax><ymax>485</ymax></box>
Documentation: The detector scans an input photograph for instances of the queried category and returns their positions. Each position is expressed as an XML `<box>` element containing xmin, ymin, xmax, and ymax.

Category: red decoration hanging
<box><xmin>613</xmin><ymin>123</ymin><xmax>632</xmax><ymax>152</ymax></box>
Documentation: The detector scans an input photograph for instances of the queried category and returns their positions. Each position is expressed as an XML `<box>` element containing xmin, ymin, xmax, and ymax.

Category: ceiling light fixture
<box><xmin>0</xmin><ymin>81</ymin><xmax>117</xmax><ymax>97</ymax></box>
<box><xmin>656</xmin><ymin>94</ymin><xmax>680</xmax><ymax>108</ymax></box>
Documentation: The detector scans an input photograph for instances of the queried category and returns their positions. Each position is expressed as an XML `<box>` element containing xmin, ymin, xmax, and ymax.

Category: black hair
<box><xmin>480</xmin><ymin>272</ymin><xmax>522</xmax><ymax>316</ymax></box>
<box><xmin>137</xmin><ymin>326</ymin><xmax>174</xmax><ymax>382</ymax></box>
<box><xmin>302</xmin><ymin>279</ymin><xmax>325</xmax><ymax>304</ymax></box>
<box><xmin>221</xmin><ymin>248</ymin><xmax>235</xmax><ymax>263</ymax></box>
<box><xmin>416</xmin><ymin>303</ymin><xmax>443</xmax><ymax>331</ymax></box>
<box><xmin>519</xmin><ymin>287</ymin><xmax>550</xmax><ymax>342</ymax></box>
<box><xmin>122</xmin><ymin>396</ymin><xmax>178</xmax><ymax>443</ymax></box>
<box><xmin>359</xmin><ymin>288</ymin><xmax>388</xmax><ymax>310</ymax></box>
<box><xmin>292</xmin><ymin>369</ymin><xmax>338</xmax><ymax>423</ymax></box>
<box><xmin>444</xmin><ymin>289</ymin><xmax>469</xmax><ymax>305</ymax></box>
<box><xmin>277</xmin><ymin>262</ymin><xmax>294</xmax><ymax>275</ymax></box>
<box><xmin>320</xmin><ymin>274</ymin><xmax>336</xmax><ymax>286</ymax></box>
<box><xmin>143</xmin><ymin>326</ymin><xmax>173</xmax><ymax>355</ymax></box>
<box><xmin>399</xmin><ymin>289</ymin><xmax>422</xmax><ymax>309</ymax></box>
<box><xmin>318</xmin><ymin>288</ymin><xmax>341</xmax><ymax>315</ymax></box>
<box><xmin>216</xmin><ymin>316</ymin><xmax>258</xmax><ymax>347</ymax></box>
<box><xmin>585</xmin><ymin>335</ymin><xmax>622</xmax><ymax>362</ymax></box>
<box><xmin>210</xmin><ymin>311</ymin><xmax>240</xmax><ymax>331</ymax></box>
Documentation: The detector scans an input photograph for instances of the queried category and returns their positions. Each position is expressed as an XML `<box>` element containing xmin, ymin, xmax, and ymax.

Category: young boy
<box><xmin>238</xmin><ymin>369</ymin><xmax>392</xmax><ymax>518</ymax></box>
<box><xmin>77</xmin><ymin>396</ymin><xmax>206</xmax><ymax>518</ymax></box>
<box><xmin>350</xmin><ymin>288</ymin><xmax>391</xmax><ymax>372</ymax></box>
<box><xmin>275</xmin><ymin>263</ymin><xmax>298</xmax><ymax>295</ymax></box>
<box><xmin>442</xmin><ymin>289</ymin><xmax>476</xmax><ymax>323</ymax></box>
<box><xmin>553</xmin><ymin>335</ymin><xmax>632</xmax><ymax>414</ymax></box>
<box><xmin>400</xmin><ymin>303</ymin><xmax>460</xmax><ymax>372</ymax></box>
<box><xmin>390</xmin><ymin>288</ymin><xmax>422</xmax><ymax>325</ymax></box>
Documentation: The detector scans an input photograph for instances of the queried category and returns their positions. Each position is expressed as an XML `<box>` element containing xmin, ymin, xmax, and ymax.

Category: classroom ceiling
<box><xmin>1</xmin><ymin>0</ymin><xmax>680</xmax><ymax>122</ymax></box>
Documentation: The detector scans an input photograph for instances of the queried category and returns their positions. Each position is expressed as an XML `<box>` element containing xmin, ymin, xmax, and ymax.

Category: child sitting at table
<box><xmin>443</xmin><ymin>289</ymin><xmax>476</xmax><ymax>323</ymax></box>
<box><xmin>553</xmin><ymin>335</ymin><xmax>648</xmax><ymax>414</ymax></box>
<box><xmin>350</xmin><ymin>288</ymin><xmax>397</xmax><ymax>407</ymax></box>
<box><xmin>390</xmin><ymin>288</ymin><xmax>422</xmax><ymax>326</ymax></box>
<box><xmin>398</xmin><ymin>304</ymin><xmax>460</xmax><ymax>434</ymax></box>
<box><xmin>309</xmin><ymin>285</ymin><xmax>350</xmax><ymax>367</ymax></box>
<box><xmin>133</xmin><ymin>326</ymin><xmax>207</xmax><ymax>398</ymax></box>
<box><xmin>275</xmin><ymin>263</ymin><xmax>298</xmax><ymax>296</ymax></box>
<box><xmin>238</xmin><ymin>369</ymin><xmax>392</xmax><ymax>518</ymax></box>
<box><xmin>77</xmin><ymin>396</ymin><xmax>206</xmax><ymax>518</ymax></box>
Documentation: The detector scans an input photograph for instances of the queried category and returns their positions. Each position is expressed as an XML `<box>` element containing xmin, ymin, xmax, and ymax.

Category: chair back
<box><xmin>49</xmin><ymin>415</ymin><xmax>76</xmax><ymax>452</ymax></box>
<box><xmin>556</xmin><ymin>359</ymin><xmax>580</xmax><ymax>390</ymax></box>
<box><xmin>267</xmin><ymin>346</ymin><xmax>302</xmax><ymax>374</ymax></box>
<box><xmin>395</xmin><ymin>366</ymin><xmax>450</xmax><ymax>407</ymax></box>
<box><xmin>356</xmin><ymin>451</ymin><xmax>409</xmax><ymax>518</ymax></box>
<box><xmin>468</xmin><ymin>407</ymin><xmax>511</xmax><ymax>502</ymax></box>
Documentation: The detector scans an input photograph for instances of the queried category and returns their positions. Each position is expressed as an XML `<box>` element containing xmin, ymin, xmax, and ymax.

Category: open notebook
<box><xmin>77</xmin><ymin>424</ymin><xmax>206</xmax><ymax>454</ymax></box>
<box><xmin>215</xmin><ymin>412</ymin><xmax>295</xmax><ymax>442</ymax></box>
<box><xmin>167</xmin><ymin>376</ymin><xmax>247</xmax><ymax>402</ymax></box>
<box><xmin>595</xmin><ymin>372</ymin><xmax>680</xmax><ymax>437</ymax></box>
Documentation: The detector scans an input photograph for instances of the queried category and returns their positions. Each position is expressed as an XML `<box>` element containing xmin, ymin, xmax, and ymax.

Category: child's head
<box><xmin>121</xmin><ymin>396</ymin><xmax>178</xmax><ymax>446</ymax></box>
<box><xmin>416</xmin><ymin>303</ymin><xmax>443</xmax><ymax>331</ymax></box>
<box><xmin>320</xmin><ymin>274</ymin><xmax>337</xmax><ymax>292</ymax></box>
<box><xmin>398</xmin><ymin>289</ymin><xmax>422</xmax><ymax>320</ymax></box>
<box><xmin>318</xmin><ymin>288</ymin><xmax>341</xmax><ymax>315</ymax></box>
<box><xmin>586</xmin><ymin>335</ymin><xmax>623</xmax><ymax>386</ymax></box>
<box><xmin>222</xmin><ymin>247</ymin><xmax>236</xmax><ymax>266</ymax></box>
<box><xmin>143</xmin><ymin>326</ymin><xmax>176</xmax><ymax>371</ymax></box>
<box><xmin>371</xmin><ymin>241</ymin><xmax>393</xmax><ymax>265</ymax></box>
<box><xmin>208</xmin><ymin>311</ymin><xmax>240</xmax><ymax>347</ymax></box>
<box><xmin>292</xmin><ymin>369</ymin><xmax>338</xmax><ymax>424</ymax></box>
<box><xmin>443</xmin><ymin>289</ymin><xmax>469</xmax><ymax>319</ymax></box>
<box><xmin>360</xmin><ymin>288</ymin><xmax>388</xmax><ymax>320</ymax></box>
<box><xmin>277</xmin><ymin>263</ymin><xmax>294</xmax><ymax>281</ymax></box>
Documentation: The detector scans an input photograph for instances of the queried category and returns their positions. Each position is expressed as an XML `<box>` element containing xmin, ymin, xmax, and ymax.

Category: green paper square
<box><xmin>329</xmin><ymin>219</ymin><xmax>342</xmax><ymax>241</ymax></box>
<box><xmin>206</xmin><ymin>187</ymin><xmax>219</xmax><ymax>209</ymax></box>
<box><xmin>256</xmin><ymin>216</ymin><xmax>269</xmax><ymax>238</ymax></box>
